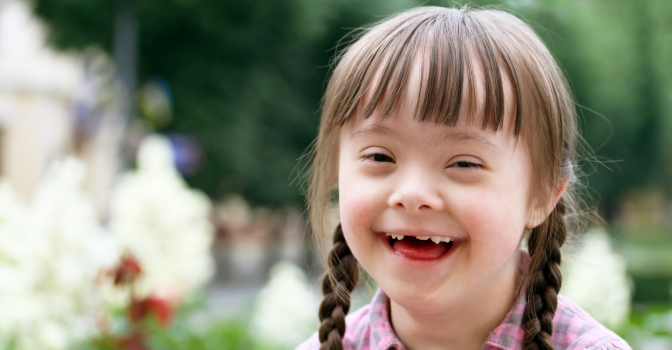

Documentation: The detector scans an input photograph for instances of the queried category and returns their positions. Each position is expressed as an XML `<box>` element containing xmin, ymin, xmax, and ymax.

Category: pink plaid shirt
<box><xmin>296</xmin><ymin>252</ymin><xmax>630</xmax><ymax>350</ymax></box>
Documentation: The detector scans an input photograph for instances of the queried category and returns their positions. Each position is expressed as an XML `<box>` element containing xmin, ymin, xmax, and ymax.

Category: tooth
<box><xmin>442</xmin><ymin>237</ymin><xmax>453</xmax><ymax>243</ymax></box>
<box><xmin>416</xmin><ymin>236</ymin><xmax>429</xmax><ymax>240</ymax></box>
<box><xmin>430</xmin><ymin>237</ymin><xmax>441</xmax><ymax>244</ymax></box>
<box><xmin>385</xmin><ymin>233</ymin><xmax>404</xmax><ymax>240</ymax></box>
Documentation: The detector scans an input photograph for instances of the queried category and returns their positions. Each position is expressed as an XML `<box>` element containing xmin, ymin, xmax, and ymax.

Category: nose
<box><xmin>387</xmin><ymin>170</ymin><xmax>445</xmax><ymax>213</ymax></box>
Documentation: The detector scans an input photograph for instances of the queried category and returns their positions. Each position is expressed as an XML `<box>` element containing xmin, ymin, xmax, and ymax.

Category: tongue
<box><xmin>392</xmin><ymin>237</ymin><xmax>451</xmax><ymax>260</ymax></box>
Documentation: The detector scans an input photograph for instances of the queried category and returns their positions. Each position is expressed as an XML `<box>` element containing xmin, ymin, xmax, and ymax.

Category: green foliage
<box><xmin>31</xmin><ymin>0</ymin><xmax>672</xmax><ymax>209</ymax></box>
<box><xmin>79</xmin><ymin>317</ymin><xmax>256</xmax><ymax>350</ymax></box>
<box><xmin>78</xmin><ymin>296</ymin><xmax>259</xmax><ymax>350</ymax></box>
<box><xmin>145</xmin><ymin>317</ymin><xmax>255</xmax><ymax>350</ymax></box>
<box><xmin>623</xmin><ymin>303</ymin><xmax>672</xmax><ymax>348</ymax></box>
<box><xmin>613</xmin><ymin>234</ymin><xmax>672</xmax><ymax>303</ymax></box>
<box><xmin>513</xmin><ymin>0</ymin><xmax>672</xmax><ymax>212</ymax></box>
<box><xmin>628</xmin><ymin>304</ymin><xmax>672</xmax><ymax>333</ymax></box>
<box><xmin>32</xmin><ymin>0</ymin><xmax>416</xmax><ymax>206</ymax></box>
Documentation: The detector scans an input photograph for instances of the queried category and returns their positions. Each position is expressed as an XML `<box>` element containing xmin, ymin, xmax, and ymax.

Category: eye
<box><xmin>449</xmin><ymin>159</ymin><xmax>483</xmax><ymax>169</ymax></box>
<box><xmin>453</xmin><ymin>161</ymin><xmax>478</xmax><ymax>168</ymax></box>
<box><xmin>364</xmin><ymin>153</ymin><xmax>395</xmax><ymax>163</ymax></box>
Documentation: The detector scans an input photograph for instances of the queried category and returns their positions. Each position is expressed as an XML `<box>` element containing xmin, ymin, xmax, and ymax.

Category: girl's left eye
<box><xmin>451</xmin><ymin>160</ymin><xmax>480</xmax><ymax>168</ymax></box>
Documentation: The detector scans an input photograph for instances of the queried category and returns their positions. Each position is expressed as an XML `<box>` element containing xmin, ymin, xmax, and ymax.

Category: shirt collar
<box><xmin>482</xmin><ymin>293</ymin><xmax>526</xmax><ymax>350</ymax></box>
<box><xmin>368</xmin><ymin>288</ymin><xmax>405</xmax><ymax>350</ymax></box>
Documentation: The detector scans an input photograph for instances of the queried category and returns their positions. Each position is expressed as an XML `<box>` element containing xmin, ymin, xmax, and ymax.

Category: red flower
<box><xmin>117</xmin><ymin>332</ymin><xmax>150</xmax><ymax>350</ymax></box>
<box><xmin>129</xmin><ymin>295</ymin><xmax>173</xmax><ymax>326</ymax></box>
<box><xmin>114</xmin><ymin>255</ymin><xmax>142</xmax><ymax>285</ymax></box>
<box><xmin>148</xmin><ymin>296</ymin><xmax>172</xmax><ymax>326</ymax></box>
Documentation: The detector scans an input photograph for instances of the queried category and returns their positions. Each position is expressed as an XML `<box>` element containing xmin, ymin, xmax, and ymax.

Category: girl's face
<box><xmin>337</xmin><ymin>61</ymin><xmax>540</xmax><ymax>314</ymax></box>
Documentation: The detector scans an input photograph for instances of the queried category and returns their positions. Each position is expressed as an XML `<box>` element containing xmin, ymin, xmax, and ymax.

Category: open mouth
<box><xmin>384</xmin><ymin>233</ymin><xmax>456</xmax><ymax>260</ymax></box>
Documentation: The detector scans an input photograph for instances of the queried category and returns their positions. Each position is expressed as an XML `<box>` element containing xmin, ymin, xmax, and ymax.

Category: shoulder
<box><xmin>552</xmin><ymin>294</ymin><xmax>631</xmax><ymax>350</ymax></box>
<box><xmin>294</xmin><ymin>332</ymin><xmax>319</xmax><ymax>350</ymax></box>
<box><xmin>294</xmin><ymin>303</ymin><xmax>375</xmax><ymax>350</ymax></box>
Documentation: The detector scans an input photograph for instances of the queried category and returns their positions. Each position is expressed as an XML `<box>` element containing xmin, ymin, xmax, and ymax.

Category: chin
<box><xmin>381</xmin><ymin>276</ymin><xmax>463</xmax><ymax>313</ymax></box>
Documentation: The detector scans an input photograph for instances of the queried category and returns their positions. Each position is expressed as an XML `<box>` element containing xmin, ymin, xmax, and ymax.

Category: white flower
<box><xmin>0</xmin><ymin>181</ymin><xmax>40</xmax><ymax>338</ymax></box>
<box><xmin>0</xmin><ymin>158</ymin><xmax>120</xmax><ymax>350</ymax></box>
<box><xmin>561</xmin><ymin>229</ymin><xmax>632</xmax><ymax>330</ymax></box>
<box><xmin>32</xmin><ymin>157</ymin><xmax>120</xmax><ymax>282</ymax></box>
<box><xmin>110</xmin><ymin>134</ymin><xmax>215</xmax><ymax>299</ymax></box>
<box><xmin>31</xmin><ymin>158</ymin><xmax>119</xmax><ymax>349</ymax></box>
<box><xmin>251</xmin><ymin>261</ymin><xmax>319</xmax><ymax>349</ymax></box>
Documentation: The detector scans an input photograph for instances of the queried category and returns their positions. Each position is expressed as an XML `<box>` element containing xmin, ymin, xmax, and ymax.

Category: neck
<box><xmin>390</xmin><ymin>257</ymin><xmax>520</xmax><ymax>350</ymax></box>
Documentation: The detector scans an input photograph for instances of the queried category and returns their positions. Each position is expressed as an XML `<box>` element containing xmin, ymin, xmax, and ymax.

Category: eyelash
<box><xmin>364</xmin><ymin>154</ymin><xmax>481</xmax><ymax>169</ymax></box>
<box><xmin>363</xmin><ymin>153</ymin><xmax>395</xmax><ymax>163</ymax></box>
<box><xmin>452</xmin><ymin>161</ymin><xmax>480</xmax><ymax>168</ymax></box>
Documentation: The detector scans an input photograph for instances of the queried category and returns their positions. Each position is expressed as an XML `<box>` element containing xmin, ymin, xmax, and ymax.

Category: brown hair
<box><xmin>307</xmin><ymin>6</ymin><xmax>580</xmax><ymax>350</ymax></box>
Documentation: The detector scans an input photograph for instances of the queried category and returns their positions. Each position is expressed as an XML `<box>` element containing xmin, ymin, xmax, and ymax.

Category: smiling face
<box><xmin>309</xmin><ymin>8</ymin><xmax>579</xmax><ymax>350</ymax></box>
<box><xmin>337</xmin><ymin>55</ymin><xmax>539</xmax><ymax>314</ymax></box>
<box><xmin>339</xmin><ymin>115</ymin><xmax>532</xmax><ymax>313</ymax></box>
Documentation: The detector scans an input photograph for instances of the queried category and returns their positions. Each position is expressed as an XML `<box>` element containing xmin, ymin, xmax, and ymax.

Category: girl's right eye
<box><xmin>364</xmin><ymin>153</ymin><xmax>395</xmax><ymax>163</ymax></box>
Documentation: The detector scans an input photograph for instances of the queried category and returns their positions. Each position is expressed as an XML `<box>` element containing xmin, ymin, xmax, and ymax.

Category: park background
<box><xmin>0</xmin><ymin>0</ymin><xmax>671</xmax><ymax>348</ymax></box>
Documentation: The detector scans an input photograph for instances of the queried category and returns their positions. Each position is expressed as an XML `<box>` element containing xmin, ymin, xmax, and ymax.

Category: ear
<box><xmin>525</xmin><ymin>179</ymin><xmax>569</xmax><ymax>229</ymax></box>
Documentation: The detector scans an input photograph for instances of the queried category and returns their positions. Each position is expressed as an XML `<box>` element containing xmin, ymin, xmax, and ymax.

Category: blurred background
<box><xmin>0</xmin><ymin>0</ymin><xmax>670</xmax><ymax>348</ymax></box>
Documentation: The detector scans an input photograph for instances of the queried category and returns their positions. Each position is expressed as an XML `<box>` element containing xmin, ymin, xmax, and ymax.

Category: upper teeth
<box><xmin>386</xmin><ymin>233</ymin><xmax>404</xmax><ymax>240</ymax></box>
<box><xmin>385</xmin><ymin>233</ymin><xmax>453</xmax><ymax>243</ymax></box>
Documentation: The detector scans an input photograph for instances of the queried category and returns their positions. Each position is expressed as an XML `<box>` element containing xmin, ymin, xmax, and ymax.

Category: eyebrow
<box><xmin>350</xmin><ymin>124</ymin><xmax>501</xmax><ymax>151</ymax></box>
<box><xmin>445</xmin><ymin>131</ymin><xmax>501</xmax><ymax>151</ymax></box>
<box><xmin>349</xmin><ymin>124</ymin><xmax>401</xmax><ymax>140</ymax></box>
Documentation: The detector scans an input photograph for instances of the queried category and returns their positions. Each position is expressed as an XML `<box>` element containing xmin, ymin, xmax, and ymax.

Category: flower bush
<box><xmin>0</xmin><ymin>180</ymin><xmax>43</xmax><ymax>349</ymax></box>
<box><xmin>561</xmin><ymin>229</ymin><xmax>633</xmax><ymax>330</ymax></box>
<box><xmin>0</xmin><ymin>135</ymin><xmax>218</xmax><ymax>350</ymax></box>
<box><xmin>251</xmin><ymin>262</ymin><xmax>318</xmax><ymax>349</ymax></box>
<box><xmin>0</xmin><ymin>158</ymin><xmax>119</xmax><ymax>350</ymax></box>
<box><xmin>109</xmin><ymin>135</ymin><xmax>215</xmax><ymax>301</ymax></box>
<box><xmin>85</xmin><ymin>135</ymin><xmax>216</xmax><ymax>349</ymax></box>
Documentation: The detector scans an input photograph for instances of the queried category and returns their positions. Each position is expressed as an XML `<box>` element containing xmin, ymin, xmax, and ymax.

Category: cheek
<box><xmin>339</xmin><ymin>191</ymin><xmax>373</xmax><ymax>230</ymax></box>
<box><xmin>455</xmin><ymin>182</ymin><xmax>528</xmax><ymax>252</ymax></box>
<box><xmin>338</xmin><ymin>177</ymin><xmax>386</xmax><ymax>274</ymax></box>
<box><xmin>338</xmin><ymin>166</ymin><xmax>382</xmax><ymax>248</ymax></box>
<box><xmin>337</xmin><ymin>152</ymin><xmax>390</xmax><ymax>229</ymax></box>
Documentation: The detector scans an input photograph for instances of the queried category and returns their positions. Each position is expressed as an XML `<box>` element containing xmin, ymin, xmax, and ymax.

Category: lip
<box><xmin>376</xmin><ymin>231</ymin><xmax>462</xmax><ymax>265</ymax></box>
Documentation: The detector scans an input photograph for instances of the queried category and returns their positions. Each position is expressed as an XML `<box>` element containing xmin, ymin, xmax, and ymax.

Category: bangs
<box><xmin>333</xmin><ymin>8</ymin><xmax>522</xmax><ymax>135</ymax></box>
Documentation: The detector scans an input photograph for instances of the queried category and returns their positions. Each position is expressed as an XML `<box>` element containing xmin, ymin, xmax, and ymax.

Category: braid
<box><xmin>318</xmin><ymin>225</ymin><xmax>359</xmax><ymax>350</ymax></box>
<box><xmin>522</xmin><ymin>199</ymin><xmax>567</xmax><ymax>350</ymax></box>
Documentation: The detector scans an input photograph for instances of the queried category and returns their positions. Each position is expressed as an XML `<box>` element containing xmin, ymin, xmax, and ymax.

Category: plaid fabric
<box><xmin>296</xmin><ymin>251</ymin><xmax>631</xmax><ymax>350</ymax></box>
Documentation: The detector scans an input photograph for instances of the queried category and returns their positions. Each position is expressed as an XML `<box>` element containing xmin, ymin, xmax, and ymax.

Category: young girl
<box><xmin>297</xmin><ymin>6</ymin><xmax>630</xmax><ymax>350</ymax></box>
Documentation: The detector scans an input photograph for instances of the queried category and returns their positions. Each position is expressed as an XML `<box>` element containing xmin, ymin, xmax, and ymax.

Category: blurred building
<box><xmin>0</xmin><ymin>0</ymin><xmax>121</xmax><ymax>214</ymax></box>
